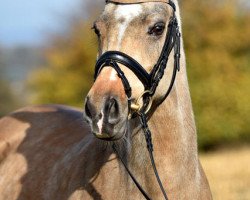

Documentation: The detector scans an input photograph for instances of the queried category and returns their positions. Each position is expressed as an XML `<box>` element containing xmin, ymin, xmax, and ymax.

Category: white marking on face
<box><xmin>110</xmin><ymin>70</ymin><xmax>117</xmax><ymax>81</ymax></box>
<box><xmin>109</xmin><ymin>4</ymin><xmax>142</xmax><ymax>81</ymax></box>
<box><xmin>115</xmin><ymin>4</ymin><xmax>142</xmax><ymax>49</ymax></box>
<box><xmin>97</xmin><ymin>110</ymin><xmax>104</xmax><ymax>133</ymax></box>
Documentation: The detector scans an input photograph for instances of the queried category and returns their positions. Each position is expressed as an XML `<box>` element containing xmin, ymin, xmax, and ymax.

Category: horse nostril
<box><xmin>105</xmin><ymin>98</ymin><xmax>120</xmax><ymax>124</ymax></box>
<box><xmin>84</xmin><ymin>97</ymin><xmax>93</xmax><ymax>119</ymax></box>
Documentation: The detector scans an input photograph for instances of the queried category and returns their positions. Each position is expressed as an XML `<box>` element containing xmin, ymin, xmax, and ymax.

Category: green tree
<box><xmin>29</xmin><ymin>19</ymin><xmax>98</xmax><ymax>107</ymax></box>
<box><xmin>0</xmin><ymin>48</ymin><xmax>19</xmax><ymax>117</ymax></box>
<box><xmin>0</xmin><ymin>78</ymin><xmax>18</xmax><ymax>117</ymax></box>
<box><xmin>181</xmin><ymin>0</ymin><xmax>250</xmax><ymax>149</ymax></box>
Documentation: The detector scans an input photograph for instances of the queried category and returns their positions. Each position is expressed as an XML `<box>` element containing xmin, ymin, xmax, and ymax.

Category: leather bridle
<box><xmin>95</xmin><ymin>0</ymin><xmax>181</xmax><ymax>116</ymax></box>
<box><xmin>94</xmin><ymin>0</ymin><xmax>181</xmax><ymax>199</ymax></box>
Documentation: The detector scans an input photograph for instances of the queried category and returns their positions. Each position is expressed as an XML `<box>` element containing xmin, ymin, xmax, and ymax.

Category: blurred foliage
<box><xmin>28</xmin><ymin>19</ymin><xmax>97</xmax><ymax>107</ymax></box>
<box><xmin>29</xmin><ymin>0</ymin><xmax>250</xmax><ymax>149</ymax></box>
<box><xmin>181</xmin><ymin>0</ymin><xmax>250</xmax><ymax>149</ymax></box>
<box><xmin>0</xmin><ymin>77</ymin><xmax>18</xmax><ymax>117</ymax></box>
<box><xmin>0</xmin><ymin>51</ymin><xmax>19</xmax><ymax>117</ymax></box>
<box><xmin>28</xmin><ymin>0</ymin><xmax>102</xmax><ymax>108</ymax></box>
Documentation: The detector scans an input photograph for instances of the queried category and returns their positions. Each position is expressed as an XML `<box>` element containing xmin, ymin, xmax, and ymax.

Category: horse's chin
<box><xmin>92</xmin><ymin>120</ymin><xmax>128</xmax><ymax>141</ymax></box>
<box><xmin>92</xmin><ymin>132</ymin><xmax>124</xmax><ymax>141</ymax></box>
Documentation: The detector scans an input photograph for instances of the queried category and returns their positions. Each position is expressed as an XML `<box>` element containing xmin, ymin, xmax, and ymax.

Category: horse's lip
<box><xmin>92</xmin><ymin>119</ymin><xmax>128</xmax><ymax>141</ymax></box>
<box><xmin>92</xmin><ymin>131</ymin><xmax>124</xmax><ymax>141</ymax></box>
<box><xmin>93</xmin><ymin>132</ymin><xmax>110</xmax><ymax>139</ymax></box>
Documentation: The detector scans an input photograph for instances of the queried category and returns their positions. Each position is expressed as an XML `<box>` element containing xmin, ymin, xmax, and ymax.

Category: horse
<box><xmin>0</xmin><ymin>0</ymin><xmax>212</xmax><ymax>199</ymax></box>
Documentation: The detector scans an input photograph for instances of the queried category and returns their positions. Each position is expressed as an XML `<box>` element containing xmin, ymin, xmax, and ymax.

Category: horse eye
<box><xmin>148</xmin><ymin>22</ymin><xmax>165</xmax><ymax>36</ymax></box>
<box><xmin>92</xmin><ymin>24</ymin><xmax>101</xmax><ymax>37</ymax></box>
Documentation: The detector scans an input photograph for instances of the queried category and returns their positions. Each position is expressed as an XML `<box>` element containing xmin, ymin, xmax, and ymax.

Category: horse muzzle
<box><xmin>84</xmin><ymin>93</ymin><xmax>128</xmax><ymax>141</ymax></box>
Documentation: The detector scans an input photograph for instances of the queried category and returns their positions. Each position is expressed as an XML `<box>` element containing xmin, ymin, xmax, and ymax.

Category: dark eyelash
<box><xmin>148</xmin><ymin>22</ymin><xmax>165</xmax><ymax>36</ymax></box>
<box><xmin>92</xmin><ymin>24</ymin><xmax>101</xmax><ymax>36</ymax></box>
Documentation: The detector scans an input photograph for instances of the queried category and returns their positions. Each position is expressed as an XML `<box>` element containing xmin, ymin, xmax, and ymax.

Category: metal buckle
<box><xmin>130</xmin><ymin>90</ymin><xmax>153</xmax><ymax>117</ymax></box>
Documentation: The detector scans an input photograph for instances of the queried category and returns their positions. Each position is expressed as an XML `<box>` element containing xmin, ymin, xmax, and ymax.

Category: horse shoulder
<box><xmin>0</xmin><ymin>104</ymin><xmax>92</xmax><ymax>199</ymax></box>
<box><xmin>0</xmin><ymin>104</ymin><xmax>88</xmax><ymax>151</ymax></box>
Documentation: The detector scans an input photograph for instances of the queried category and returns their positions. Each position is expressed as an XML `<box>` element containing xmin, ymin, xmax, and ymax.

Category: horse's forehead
<box><xmin>114</xmin><ymin>4</ymin><xmax>143</xmax><ymax>20</ymax></box>
<box><xmin>102</xmin><ymin>3</ymin><xmax>168</xmax><ymax>22</ymax></box>
<box><xmin>101</xmin><ymin>3</ymin><xmax>143</xmax><ymax>21</ymax></box>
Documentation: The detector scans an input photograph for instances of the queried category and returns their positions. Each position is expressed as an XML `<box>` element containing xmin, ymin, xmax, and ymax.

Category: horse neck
<box><xmin>127</xmin><ymin>53</ymin><xmax>199</xmax><ymax>190</ymax></box>
<box><xmin>151</xmin><ymin>73</ymin><xmax>197</xmax><ymax>159</ymax></box>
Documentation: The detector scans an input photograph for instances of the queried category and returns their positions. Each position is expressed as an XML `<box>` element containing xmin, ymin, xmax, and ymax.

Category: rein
<box><xmin>94</xmin><ymin>0</ymin><xmax>181</xmax><ymax>199</ymax></box>
<box><xmin>112</xmin><ymin>111</ymin><xmax>168</xmax><ymax>200</ymax></box>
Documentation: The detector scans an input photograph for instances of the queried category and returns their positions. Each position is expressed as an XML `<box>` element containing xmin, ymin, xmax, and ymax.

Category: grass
<box><xmin>200</xmin><ymin>146</ymin><xmax>250</xmax><ymax>200</ymax></box>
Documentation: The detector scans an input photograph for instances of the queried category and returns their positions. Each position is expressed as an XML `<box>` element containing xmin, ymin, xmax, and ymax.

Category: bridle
<box><xmin>95</xmin><ymin>0</ymin><xmax>181</xmax><ymax>116</ymax></box>
<box><xmin>94</xmin><ymin>0</ymin><xmax>181</xmax><ymax>199</ymax></box>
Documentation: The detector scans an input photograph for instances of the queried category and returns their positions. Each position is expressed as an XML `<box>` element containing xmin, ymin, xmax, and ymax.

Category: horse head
<box><xmin>84</xmin><ymin>0</ymin><xmax>180</xmax><ymax>141</ymax></box>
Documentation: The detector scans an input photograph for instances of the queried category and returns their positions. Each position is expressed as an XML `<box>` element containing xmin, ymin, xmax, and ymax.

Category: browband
<box><xmin>106</xmin><ymin>0</ymin><xmax>176</xmax><ymax>11</ymax></box>
<box><xmin>106</xmin><ymin>0</ymin><xmax>169</xmax><ymax>4</ymax></box>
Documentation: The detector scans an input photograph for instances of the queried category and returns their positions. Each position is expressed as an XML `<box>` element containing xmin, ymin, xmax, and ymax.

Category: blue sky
<box><xmin>0</xmin><ymin>0</ymin><xmax>82</xmax><ymax>46</ymax></box>
<box><xmin>1</xmin><ymin>0</ymin><xmax>249</xmax><ymax>47</ymax></box>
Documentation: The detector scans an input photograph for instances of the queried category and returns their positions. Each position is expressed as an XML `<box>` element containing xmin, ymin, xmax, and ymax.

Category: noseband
<box><xmin>94</xmin><ymin>1</ymin><xmax>181</xmax><ymax>199</ymax></box>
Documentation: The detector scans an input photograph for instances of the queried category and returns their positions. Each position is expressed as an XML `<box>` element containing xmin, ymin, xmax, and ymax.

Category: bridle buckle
<box><xmin>130</xmin><ymin>90</ymin><xmax>153</xmax><ymax>115</ymax></box>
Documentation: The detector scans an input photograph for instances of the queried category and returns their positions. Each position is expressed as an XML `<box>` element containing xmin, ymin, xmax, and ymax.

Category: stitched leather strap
<box><xmin>95</xmin><ymin>51</ymin><xmax>151</xmax><ymax>90</ymax></box>
<box><xmin>106</xmin><ymin>0</ymin><xmax>169</xmax><ymax>4</ymax></box>
<box><xmin>112</xmin><ymin>144</ymin><xmax>152</xmax><ymax>200</ymax></box>
<box><xmin>106</xmin><ymin>0</ymin><xmax>176</xmax><ymax>11</ymax></box>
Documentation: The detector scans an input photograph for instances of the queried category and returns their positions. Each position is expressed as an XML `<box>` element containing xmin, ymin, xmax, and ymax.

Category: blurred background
<box><xmin>0</xmin><ymin>0</ymin><xmax>249</xmax><ymax>198</ymax></box>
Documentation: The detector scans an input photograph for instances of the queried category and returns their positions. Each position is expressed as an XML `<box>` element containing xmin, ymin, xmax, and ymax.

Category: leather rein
<box><xmin>94</xmin><ymin>0</ymin><xmax>181</xmax><ymax>199</ymax></box>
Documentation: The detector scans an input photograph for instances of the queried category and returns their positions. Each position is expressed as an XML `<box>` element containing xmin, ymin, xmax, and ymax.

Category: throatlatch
<box><xmin>94</xmin><ymin>0</ymin><xmax>181</xmax><ymax>199</ymax></box>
